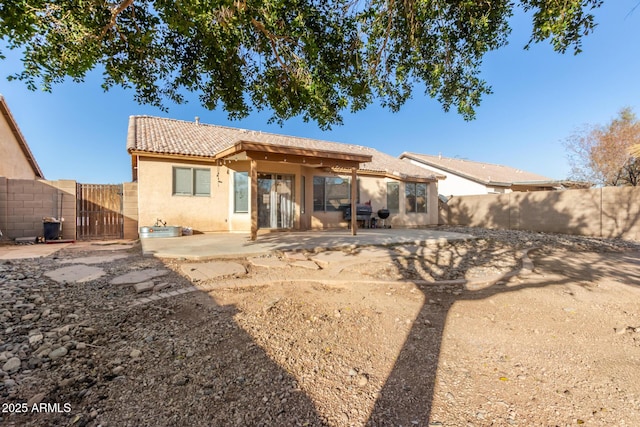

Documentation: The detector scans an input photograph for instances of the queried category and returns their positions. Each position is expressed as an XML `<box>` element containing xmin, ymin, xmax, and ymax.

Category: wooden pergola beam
<box><xmin>250</xmin><ymin>159</ymin><xmax>258</xmax><ymax>241</ymax></box>
<box><xmin>351</xmin><ymin>167</ymin><xmax>357</xmax><ymax>236</ymax></box>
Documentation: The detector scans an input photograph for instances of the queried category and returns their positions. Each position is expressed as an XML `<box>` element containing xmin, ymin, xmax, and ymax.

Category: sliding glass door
<box><xmin>257</xmin><ymin>174</ymin><xmax>294</xmax><ymax>229</ymax></box>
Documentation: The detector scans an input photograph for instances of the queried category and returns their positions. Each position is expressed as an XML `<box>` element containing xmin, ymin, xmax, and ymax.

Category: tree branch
<box><xmin>100</xmin><ymin>0</ymin><xmax>134</xmax><ymax>39</ymax></box>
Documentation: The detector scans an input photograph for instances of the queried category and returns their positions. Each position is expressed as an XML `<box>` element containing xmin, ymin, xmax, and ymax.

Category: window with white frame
<box><xmin>234</xmin><ymin>172</ymin><xmax>248</xmax><ymax>212</ymax></box>
<box><xmin>386</xmin><ymin>182</ymin><xmax>399</xmax><ymax>213</ymax></box>
<box><xmin>173</xmin><ymin>167</ymin><xmax>211</xmax><ymax>196</ymax></box>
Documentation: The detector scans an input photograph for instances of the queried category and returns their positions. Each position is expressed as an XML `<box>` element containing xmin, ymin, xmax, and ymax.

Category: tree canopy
<box><xmin>565</xmin><ymin>107</ymin><xmax>640</xmax><ymax>187</ymax></box>
<box><xmin>0</xmin><ymin>0</ymin><xmax>603</xmax><ymax>129</ymax></box>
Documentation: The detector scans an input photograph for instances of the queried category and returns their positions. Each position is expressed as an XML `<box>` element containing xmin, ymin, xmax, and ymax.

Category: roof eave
<box><xmin>128</xmin><ymin>150</ymin><xmax>218</xmax><ymax>162</ymax></box>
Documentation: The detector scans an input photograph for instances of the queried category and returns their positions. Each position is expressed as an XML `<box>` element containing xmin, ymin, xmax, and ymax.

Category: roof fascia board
<box><xmin>129</xmin><ymin>150</ymin><xmax>218</xmax><ymax>163</ymax></box>
<box><xmin>218</xmin><ymin>140</ymin><xmax>372</xmax><ymax>163</ymax></box>
<box><xmin>333</xmin><ymin>167</ymin><xmax>437</xmax><ymax>183</ymax></box>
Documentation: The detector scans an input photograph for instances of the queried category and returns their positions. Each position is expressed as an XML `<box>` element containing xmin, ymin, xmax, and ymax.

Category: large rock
<box><xmin>133</xmin><ymin>281</ymin><xmax>155</xmax><ymax>294</ymax></box>
<box><xmin>45</xmin><ymin>265</ymin><xmax>105</xmax><ymax>283</ymax></box>
<box><xmin>59</xmin><ymin>254</ymin><xmax>129</xmax><ymax>265</ymax></box>
<box><xmin>110</xmin><ymin>269</ymin><xmax>169</xmax><ymax>285</ymax></box>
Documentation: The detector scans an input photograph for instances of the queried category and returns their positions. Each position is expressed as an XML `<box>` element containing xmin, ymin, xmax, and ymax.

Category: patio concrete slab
<box><xmin>393</xmin><ymin>246</ymin><xmax>435</xmax><ymax>257</ymax></box>
<box><xmin>310</xmin><ymin>251</ymin><xmax>362</xmax><ymax>268</ymax></box>
<box><xmin>180</xmin><ymin>261</ymin><xmax>247</xmax><ymax>282</ymax></box>
<box><xmin>0</xmin><ymin>243</ymin><xmax>72</xmax><ymax>260</ymax></box>
<box><xmin>45</xmin><ymin>265</ymin><xmax>106</xmax><ymax>283</ymax></box>
<box><xmin>59</xmin><ymin>254</ymin><xmax>129</xmax><ymax>265</ymax></box>
<box><xmin>310</xmin><ymin>247</ymin><xmax>394</xmax><ymax>268</ymax></box>
<box><xmin>350</xmin><ymin>247</ymin><xmax>396</xmax><ymax>259</ymax></box>
<box><xmin>67</xmin><ymin>241</ymin><xmax>136</xmax><ymax>251</ymax></box>
<box><xmin>291</xmin><ymin>260</ymin><xmax>320</xmax><ymax>270</ymax></box>
<box><xmin>110</xmin><ymin>268</ymin><xmax>169</xmax><ymax>285</ymax></box>
<box><xmin>140</xmin><ymin>228</ymin><xmax>474</xmax><ymax>260</ymax></box>
<box><xmin>283</xmin><ymin>251</ymin><xmax>308</xmax><ymax>261</ymax></box>
<box><xmin>248</xmin><ymin>257</ymin><xmax>289</xmax><ymax>269</ymax></box>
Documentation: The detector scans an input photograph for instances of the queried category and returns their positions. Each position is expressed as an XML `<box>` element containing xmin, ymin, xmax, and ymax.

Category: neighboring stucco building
<box><xmin>0</xmin><ymin>95</ymin><xmax>44</xmax><ymax>179</ymax></box>
<box><xmin>400</xmin><ymin>153</ymin><xmax>560</xmax><ymax>197</ymax></box>
<box><xmin>127</xmin><ymin>116</ymin><xmax>440</xmax><ymax>237</ymax></box>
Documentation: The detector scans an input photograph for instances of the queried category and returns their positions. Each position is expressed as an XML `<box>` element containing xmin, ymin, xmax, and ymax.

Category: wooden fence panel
<box><xmin>76</xmin><ymin>184</ymin><xmax>123</xmax><ymax>239</ymax></box>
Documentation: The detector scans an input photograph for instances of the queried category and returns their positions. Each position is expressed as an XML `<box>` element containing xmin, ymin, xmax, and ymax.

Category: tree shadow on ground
<box><xmin>366</xmin><ymin>195</ymin><xmax>640</xmax><ymax>425</ymax></box>
<box><xmin>7</xmin><ymin>253</ymin><xmax>327</xmax><ymax>427</ymax></box>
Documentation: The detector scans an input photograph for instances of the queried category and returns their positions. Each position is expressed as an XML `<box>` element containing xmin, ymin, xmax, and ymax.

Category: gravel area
<box><xmin>1</xmin><ymin>228</ymin><xmax>640</xmax><ymax>426</ymax></box>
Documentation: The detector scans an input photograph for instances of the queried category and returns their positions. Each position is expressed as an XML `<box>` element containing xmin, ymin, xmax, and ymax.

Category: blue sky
<box><xmin>1</xmin><ymin>1</ymin><xmax>639</xmax><ymax>184</ymax></box>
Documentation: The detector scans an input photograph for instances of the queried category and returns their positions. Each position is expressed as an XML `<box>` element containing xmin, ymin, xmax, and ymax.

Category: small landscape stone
<box><xmin>134</xmin><ymin>281</ymin><xmax>155</xmax><ymax>293</ymax></box>
<box><xmin>29</xmin><ymin>334</ymin><xmax>43</xmax><ymax>345</ymax></box>
<box><xmin>21</xmin><ymin>313</ymin><xmax>37</xmax><ymax>321</ymax></box>
<box><xmin>153</xmin><ymin>282</ymin><xmax>170</xmax><ymax>292</ymax></box>
<box><xmin>27</xmin><ymin>392</ymin><xmax>46</xmax><ymax>407</ymax></box>
<box><xmin>357</xmin><ymin>375</ymin><xmax>369</xmax><ymax>387</ymax></box>
<box><xmin>130</xmin><ymin>349</ymin><xmax>142</xmax><ymax>358</ymax></box>
<box><xmin>49</xmin><ymin>346</ymin><xmax>68</xmax><ymax>359</ymax></box>
<box><xmin>3</xmin><ymin>357</ymin><xmax>21</xmax><ymax>373</ymax></box>
<box><xmin>173</xmin><ymin>376</ymin><xmax>189</xmax><ymax>386</ymax></box>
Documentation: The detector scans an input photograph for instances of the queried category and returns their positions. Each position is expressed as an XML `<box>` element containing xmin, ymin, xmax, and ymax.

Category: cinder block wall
<box><xmin>446</xmin><ymin>187</ymin><xmax>640</xmax><ymax>241</ymax></box>
<box><xmin>0</xmin><ymin>178</ymin><xmax>76</xmax><ymax>240</ymax></box>
<box><xmin>0</xmin><ymin>177</ymin><xmax>7</xmax><ymax>239</ymax></box>
<box><xmin>123</xmin><ymin>182</ymin><xmax>139</xmax><ymax>239</ymax></box>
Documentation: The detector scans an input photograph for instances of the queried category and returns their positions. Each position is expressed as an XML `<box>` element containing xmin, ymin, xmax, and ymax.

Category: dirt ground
<box><xmin>2</xmin><ymin>227</ymin><xmax>640</xmax><ymax>426</ymax></box>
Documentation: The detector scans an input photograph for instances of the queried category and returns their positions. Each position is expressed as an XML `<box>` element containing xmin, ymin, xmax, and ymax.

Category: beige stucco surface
<box><xmin>0</xmin><ymin>116</ymin><xmax>37</xmax><ymax>179</ymax></box>
<box><xmin>136</xmin><ymin>156</ymin><xmax>439</xmax><ymax>232</ymax></box>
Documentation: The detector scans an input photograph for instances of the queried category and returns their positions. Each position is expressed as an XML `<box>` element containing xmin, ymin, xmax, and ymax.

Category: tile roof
<box><xmin>0</xmin><ymin>95</ymin><xmax>44</xmax><ymax>179</ymax></box>
<box><xmin>128</xmin><ymin>116</ymin><xmax>438</xmax><ymax>181</ymax></box>
<box><xmin>400</xmin><ymin>152</ymin><xmax>553</xmax><ymax>186</ymax></box>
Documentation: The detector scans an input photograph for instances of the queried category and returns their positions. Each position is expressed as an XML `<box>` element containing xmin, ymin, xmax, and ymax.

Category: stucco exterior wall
<box><xmin>136</xmin><ymin>156</ymin><xmax>440</xmax><ymax>232</ymax></box>
<box><xmin>309</xmin><ymin>172</ymin><xmax>437</xmax><ymax>230</ymax></box>
<box><xmin>136</xmin><ymin>157</ymin><xmax>230</xmax><ymax>232</ymax></box>
<box><xmin>0</xmin><ymin>118</ymin><xmax>38</xmax><ymax>180</ymax></box>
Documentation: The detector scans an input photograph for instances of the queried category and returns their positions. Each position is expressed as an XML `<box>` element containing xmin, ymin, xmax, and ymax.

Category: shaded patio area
<box><xmin>140</xmin><ymin>227</ymin><xmax>474</xmax><ymax>260</ymax></box>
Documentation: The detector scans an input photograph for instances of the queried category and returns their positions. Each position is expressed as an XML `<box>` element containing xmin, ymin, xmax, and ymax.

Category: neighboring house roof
<box><xmin>0</xmin><ymin>95</ymin><xmax>44</xmax><ymax>179</ymax></box>
<box><xmin>128</xmin><ymin>116</ymin><xmax>438</xmax><ymax>182</ymax></box>
<box><xmin>400</xmin><ymin>152</ymin><xmax>553</xmax><ymax>187</ymax></box>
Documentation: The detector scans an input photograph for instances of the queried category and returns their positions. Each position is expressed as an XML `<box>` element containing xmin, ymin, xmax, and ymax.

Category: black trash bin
<box><xmin>43</xmin><ymin>221</ymin><xmax>61</xmax><ymax>240</ymax></box>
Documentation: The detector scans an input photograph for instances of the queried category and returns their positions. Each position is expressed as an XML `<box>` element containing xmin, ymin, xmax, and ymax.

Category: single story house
<box><xmin>127</xmin><ymin>116</ymin><xmax>441</xmax><ymax>238</ymax></box>
<box><xmin>400</xmin><ymin>152</ymin><xmax>564</xmax><ymax>197</ymax></box>
<box><xmin>0</xmin><ymin>94</ymin><xmax>44</xmax><ymax>180</ymax></box>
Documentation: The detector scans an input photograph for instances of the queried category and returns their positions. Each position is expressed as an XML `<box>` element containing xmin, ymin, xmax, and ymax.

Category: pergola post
<box><xmin>250</xmin><ymin>159</ymin><xmax>258</xmax><ymax>241</ymax></box>
<box><xmin>351</xmin><ymin>167</ymin><xmax>357</xmax><ymax>236</ymax></box>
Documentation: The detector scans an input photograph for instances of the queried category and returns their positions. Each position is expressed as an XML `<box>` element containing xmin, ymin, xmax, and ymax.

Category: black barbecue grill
<box><xmin>377</xmin><ymin>209</ymin><xmax>391</xmax><ymax>228</ymax></box>
<box><xmin>343</xmin><ymin>204</ymin><xmax>372</xmax><ymax>228</ymax></box>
